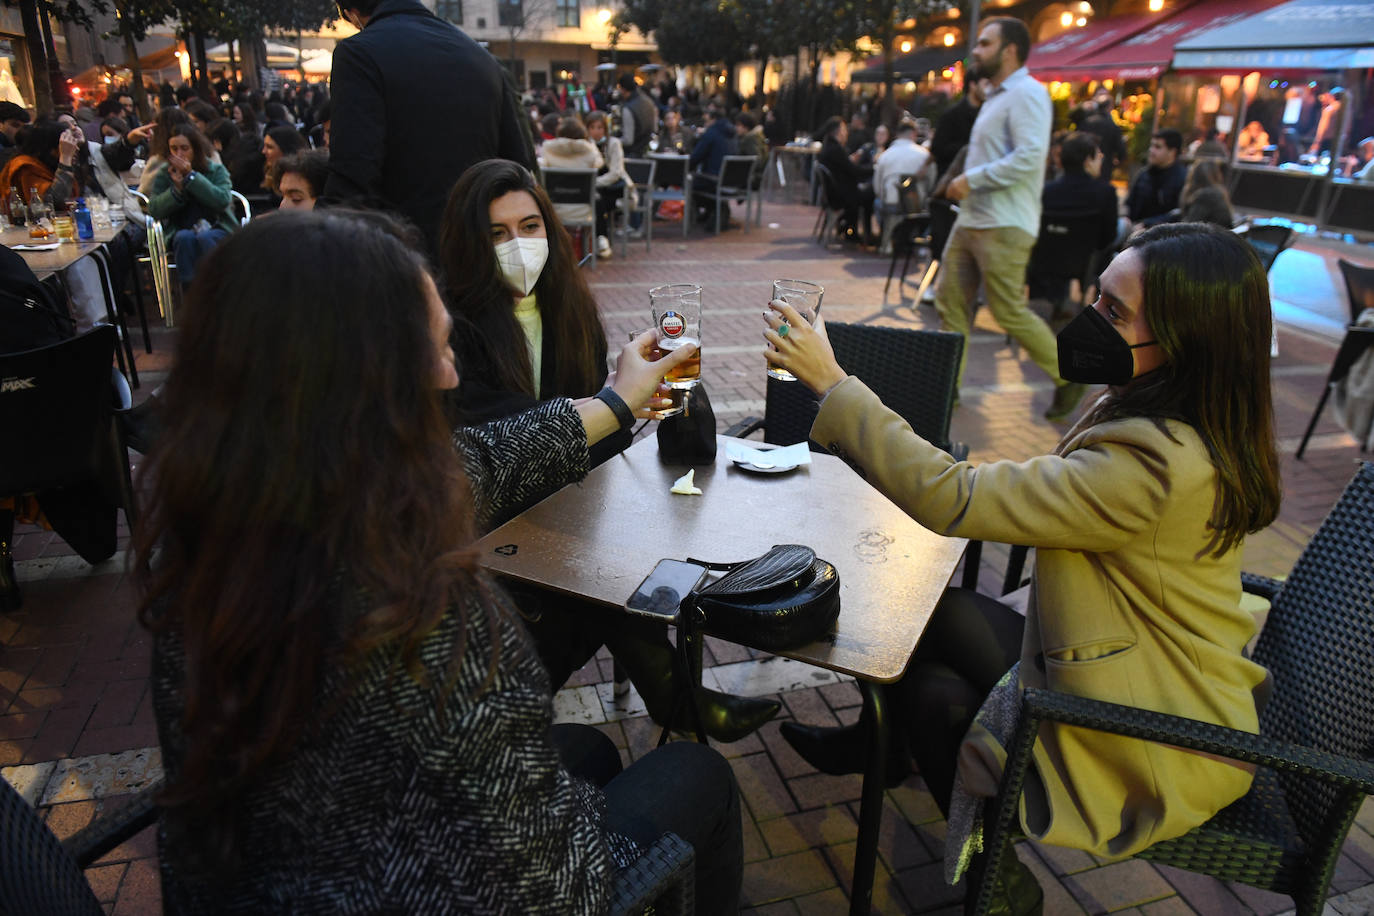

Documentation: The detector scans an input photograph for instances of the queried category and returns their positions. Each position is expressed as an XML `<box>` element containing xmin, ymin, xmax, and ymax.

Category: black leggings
<box><xmin>892</xmin><ymin>587</ymin><xmax>1025</xmax><ymax>818</ymax></box>
<box><xmin>551</xmin><ymin>724</ymin><xmax>743</xmax><ymax>914</ymax></box>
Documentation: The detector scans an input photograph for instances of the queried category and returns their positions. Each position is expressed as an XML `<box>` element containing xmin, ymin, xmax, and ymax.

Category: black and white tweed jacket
<box><xmin>153</xmin><ymin>400</ymin><xmax>631</xmax><ymax>914</ymax></box>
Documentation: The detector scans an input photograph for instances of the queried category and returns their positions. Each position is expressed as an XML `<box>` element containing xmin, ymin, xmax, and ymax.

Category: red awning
<box><xmin>1060</xmin><ymin>0</ymin><xmax>1289</xmax><ymax>80</ymax></box>
<box><xmin>1028</xmin><ymin>8</ymin><xmax>1183</xmax><ymax>81</ymax></box>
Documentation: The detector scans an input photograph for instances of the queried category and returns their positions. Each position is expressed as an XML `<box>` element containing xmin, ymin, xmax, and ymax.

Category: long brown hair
<box><xmin>438</xmin><ymin>158</ymin><xmax>606</xmax><ymax>400</ymax></box>
<box><xmin>1181</xmin><ymin>157</ymin><xmax>1229</xmax><ymax>207</ymax></box>
<box><xmin>136</xmin><ymin>210</ymin><xmax>486</xmax><ymax>865</ymax></box>
<box><xmin>1081</xmin><ymin>222</ymin><xmax>1281</xmax><ymax>555</ymax></box>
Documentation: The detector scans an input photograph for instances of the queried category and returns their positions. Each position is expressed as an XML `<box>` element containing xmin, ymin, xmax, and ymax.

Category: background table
<box><xmin>477</xmin><ymin>434</ymin><xmax>967</xmax><ymax>914</ymax></box>
<box><xmin>3</xmin><ymin>225</ymin><xmax>120</xmax><ymax>280</ymax></box>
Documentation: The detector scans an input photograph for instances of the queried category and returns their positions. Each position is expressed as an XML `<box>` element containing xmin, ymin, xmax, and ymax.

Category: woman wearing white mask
<box><xmin>438</xmin><ymin>158</ymin><xmax>783</xmax><ymax>745</ymax></box>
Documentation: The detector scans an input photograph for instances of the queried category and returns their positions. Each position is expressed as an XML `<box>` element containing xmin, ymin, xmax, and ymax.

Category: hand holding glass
<box><xmin>768</xmin><ymin>279</ymin><xmax>824</xmax><ymax>381</ymax></box>
<box><xmin>646</xmin><ymin>284</ymin><xmax>702</xmax><ymax>418</ymax></box>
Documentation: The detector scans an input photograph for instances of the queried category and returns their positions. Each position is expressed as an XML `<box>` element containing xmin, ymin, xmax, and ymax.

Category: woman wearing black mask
<box><xmin>759</xmin><ymin>222</ymin><xmax>1281</xmax><ymax>913</ymax></box>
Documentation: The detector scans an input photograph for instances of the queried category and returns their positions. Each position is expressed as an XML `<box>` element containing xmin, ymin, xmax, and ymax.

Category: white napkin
<box><xmin>670</xmin><ymin>469</ymin><xmax>703</xmax><ymax>495</ymax></box>
<box><xmin>12</xmin><ymin>242</ymin><xmax>60</xmax><ymax>251</ymax></box>
<box><xmin>724</xmin><ymin>441</ymin><xmax>812</xmax><ymax>469</ymax></box>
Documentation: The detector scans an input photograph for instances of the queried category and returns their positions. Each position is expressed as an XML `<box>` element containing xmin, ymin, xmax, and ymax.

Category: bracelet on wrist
<box><xmin>593</xmin><ymin>387</ymin><xmax>635</xmax><ymax>431</ymax></box>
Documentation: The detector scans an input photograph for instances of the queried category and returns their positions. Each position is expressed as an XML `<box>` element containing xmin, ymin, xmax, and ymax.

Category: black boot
<box><xmin>779</xmin><ymin>719</ymin><xmax>911</xmax><ymax>787</ymax></box>
<box><xmin>609</xmin><ymin>632</ymin><xmax>780</xmax><ymax>743</ymax></box>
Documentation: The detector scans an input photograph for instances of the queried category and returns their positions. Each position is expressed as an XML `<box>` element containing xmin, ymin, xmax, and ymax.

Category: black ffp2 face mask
<box><xmin>1056</xmin><ymin>306</ymin><xmax>1157</xmax><ymax>386</ymax></box>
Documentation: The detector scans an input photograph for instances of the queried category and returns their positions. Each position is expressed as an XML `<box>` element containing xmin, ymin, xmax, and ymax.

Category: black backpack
<box><xmin>0</xmin><ymin>245</ymin><xmax>74</xmax><ymax>355</ymax></box>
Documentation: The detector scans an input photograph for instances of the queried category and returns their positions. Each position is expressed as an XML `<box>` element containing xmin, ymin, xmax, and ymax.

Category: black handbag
<box><xmin>684</xmin><ymin>544</ymin><xmax>841</xmax><ymax>652</ymax></box>
<box><xmin>656</xmin><ymin>383</ymin><xmax>716</xmax><ymax>465</ymax></box>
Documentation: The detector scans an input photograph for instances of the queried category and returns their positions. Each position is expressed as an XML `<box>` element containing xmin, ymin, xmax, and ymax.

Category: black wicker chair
<box><xmin>1</xmin><ymin>773</ymin><xmax>694</xmax><ymax>915</ymax></box>
<box><xmin>0</xmin><ymin>775</ymin><xmax>161</xmax><ymax>915</ymax></box>
<box><xmin>974</xmin><ymin>461</ymin><xmax>1374</xmax><ymax>916</ymax></box>
<box><xmin>1296</xmin><ymin>259</ymin><xmax>1374</xmax><ymax>459</ymax></box>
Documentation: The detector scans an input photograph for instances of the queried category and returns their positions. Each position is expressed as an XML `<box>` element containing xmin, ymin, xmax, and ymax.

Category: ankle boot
<box><xmin>779</xmin><ymin>719</ymin><xmax>911</xmax><ymax>787</ymax></box>
<box><xmin>609</xmin><ymin>633</ymin><xmax>780</xmax><ymax>743</ymax></box>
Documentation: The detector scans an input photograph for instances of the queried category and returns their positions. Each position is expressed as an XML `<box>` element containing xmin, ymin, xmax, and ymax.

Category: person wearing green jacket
<box><xmin>148</xmin><ymin>123</ymin><xmax>237</xmax><ymax>288</ymax></box>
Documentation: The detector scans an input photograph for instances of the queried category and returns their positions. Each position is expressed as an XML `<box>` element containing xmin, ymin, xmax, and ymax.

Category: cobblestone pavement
<box><xmin>3</xmin><ymin>199</ymin><xmax>1373</xmax><ymax>914</ymax></box>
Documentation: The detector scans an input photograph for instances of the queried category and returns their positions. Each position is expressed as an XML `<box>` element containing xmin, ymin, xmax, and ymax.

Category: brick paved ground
<box><xmin>3</xmin><ymin>197</ymin><xmax>1373</xmax><ymax>914</ymax></box>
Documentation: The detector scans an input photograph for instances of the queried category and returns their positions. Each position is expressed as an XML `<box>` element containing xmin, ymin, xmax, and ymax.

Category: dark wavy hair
<box><xmin>165</xmin><ymin>123</ymin><xmax>214</xmax><ymax>174</ymax></box>
<box><xmin>437</xmin><ymin>158</ymin><xmax>606</xmax><ymax>401</ymax></box>
<box><xmin>136</xmin><ymin>210</ymin><xmax>489</xmax><ymax>866</ymax></box>
<box><xmin>1081</xmin><ymin>222</ymin><xmax>1281</xmax><ymax>555</ymax></box>
<box><xmin>148</xmin><ymin>105</ymin><xmax>191</xmax><ymax>161</ymax></box>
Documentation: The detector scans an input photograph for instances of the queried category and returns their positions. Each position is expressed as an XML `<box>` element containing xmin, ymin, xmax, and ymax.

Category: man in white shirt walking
<box><xmin>936</xmin><ymin>16</ymin><xmax>1087</xmax><ymax>421</ymax></box>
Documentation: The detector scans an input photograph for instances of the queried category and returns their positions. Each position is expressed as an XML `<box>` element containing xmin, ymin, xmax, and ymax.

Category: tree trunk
<box><xmin>228</xmin><ymin>40</ymin><xmax>238</xmax><ymax>90</ymax></box>
<box><xmin>18</xmin><ymin>0</ymin><xmax>52</xmax><ymax>113</ymax></box>
<box><xmin>37</xmin><ymin>2</ymin><xmax>65</xmax><ymax>110</ymax></box>
<box><xmin>241</xmin><ymin>32</ymin><xmax>267</xmax><ymax>93</ymax></box>
<box><xmin>756</xmin><ymin>53</ymin><xmax>768</xmax><ymax>107</ymax></box>
<box><xmin>121</xmin><ymin>28</ymin><xmax>151</xmax><ymax>124</ymax></box>
<box><xmin>881</xmin><ymin>35</ymin><xmax>897</xmax><ymax>129</ymax></box>
<box><xmin>808</xmin><ymin>50</ymin><xmax>821</xmax><ymax>132</ymax></box>
<box><xmin>192</xmin><ymin>30</ymin><xmax>210</xmax><ymax>95</ymax></box>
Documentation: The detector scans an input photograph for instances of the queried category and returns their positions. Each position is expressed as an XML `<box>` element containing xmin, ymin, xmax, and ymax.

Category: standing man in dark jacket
<box><xmin>930</xmin><ymin>79</ymin><xmax>985</xmax><ymax>179</ymax></box>
<box><xmin>324</xmin><ymin>0</ymin><xmax>536</xmax><ymax>249</ymax></box>
<box><xmin>616</xmin><ymin>73</ymin><xmax>658</xmax><ymax>158</ymax></box>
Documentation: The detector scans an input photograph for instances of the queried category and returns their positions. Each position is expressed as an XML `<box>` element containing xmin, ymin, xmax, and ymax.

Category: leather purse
<box><xmin>684</xmin><ymin>545</ymin><xmax>841</xmax><ymax>651</ymax></box>
<box><xmin>656</xmin><ymin>383</ymin><xmax>716</xmax><ymax>465</ymax></box>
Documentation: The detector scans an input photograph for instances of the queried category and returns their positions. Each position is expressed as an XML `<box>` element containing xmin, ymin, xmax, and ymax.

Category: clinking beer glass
<box><xmin>648</xmin><ymin>283</ymin><xmax>702</xmax><ymax>419</ymax></box>
<box><xmin>768</xmin><ymin>279</ymin><xmax>824</xmax><ymax>381</ymax></box>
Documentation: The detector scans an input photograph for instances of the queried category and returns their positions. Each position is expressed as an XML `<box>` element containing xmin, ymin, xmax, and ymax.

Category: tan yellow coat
<box><xmin>813</xmin><ymin>377</ymin><xmax>1265</xmax><ymax>858</ymax></box>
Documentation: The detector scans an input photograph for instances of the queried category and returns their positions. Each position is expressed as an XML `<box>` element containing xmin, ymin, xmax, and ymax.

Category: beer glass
<box><xmin>768</xmin><ymin>279</ymin><xmax>824</xmax><ymax>381</ymax></box>
<box><xmin>649</xmin><ymin>283</ymin><xmax>702</xmax><ymax>394</ymax></box>
<box><xmin>630</xmin><ymin>328</ymin><xmax>688</xmax><ymax>420</ymax></box>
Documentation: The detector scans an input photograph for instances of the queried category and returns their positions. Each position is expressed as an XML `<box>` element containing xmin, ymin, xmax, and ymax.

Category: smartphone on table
<box><xmin>624</xmin><ymin>559</ymin><xmax>708</xmax><ymax>621</ymax></box>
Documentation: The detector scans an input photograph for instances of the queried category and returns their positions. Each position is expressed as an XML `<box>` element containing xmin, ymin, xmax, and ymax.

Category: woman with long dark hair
<box><xmin>138</xmin><ymin>210</ymin><xmax>742</xmax><ymax>913</ymax></box>
<box><xmin>1179</xmin><ymin>157</ymin><xmax>1234</xmax><ymax>228</ymax></box>
<box><xmin>438</xmin><ymin>158</ymin><xmax>781</xmax><ymax>743</ymax></box>
<box><xmin>0</xmin><ymin>119</ymin><xmax>83</xmax><ymax>207</ymax></box>
<box><xmin>439</xmin><ymin>158</ymin><xmax>608</xmax><ymax>450</ymax></box>
<box><xmin>766</xmin><ymin>223</ymin><xmax>1282</xmax><ymax>911</ymax></box>
<box><xmin>134</xmin><ymin>105</ymin><xmax>193</xmax><ymax>195</ymax></box>
<box><xmin>146</xmin><ymin>123</ymin><xmax>236</xmax><ymax>289</ymax></box>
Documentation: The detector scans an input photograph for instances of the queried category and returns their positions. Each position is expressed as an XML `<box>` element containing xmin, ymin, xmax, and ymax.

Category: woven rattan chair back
<box><xmin>1250</xmin><ymin>461</ymin><xmax>1374</xmax><ymax>848</ymax></box>
<box><xmin>827</xmin><ymin>323</ymin><xmax>964</xmax><ymax>454</ymax></box>
<box><xmin>0</xmin><ymin>777</ymin><xmax>106</xmax><ymax>915</ymax></box>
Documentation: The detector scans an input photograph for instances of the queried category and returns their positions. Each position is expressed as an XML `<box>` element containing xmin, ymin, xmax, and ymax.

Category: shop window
<box><xmin>556</xmin><ymin>0</ymin><xmax>579</xmax><ymax>27</ymax></box>
<box><xmin>0</xmin><ymin>39</ymin><xmax>32</xmax><ymax>110</ymax></box>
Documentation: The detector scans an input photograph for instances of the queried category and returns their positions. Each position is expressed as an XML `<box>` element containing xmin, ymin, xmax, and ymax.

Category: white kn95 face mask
<box><xmin>494</xmin><ymin>236</ymin><xmax>549</xmax><ymax>297</ymax></box>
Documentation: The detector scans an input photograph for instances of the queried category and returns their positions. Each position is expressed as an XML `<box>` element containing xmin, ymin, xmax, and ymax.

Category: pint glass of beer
<box><xmin>649</xmin><ymin>283</ymin><xmax>702</xmax><ymax>392</ymax></box>
<box><xmin>768</xmin><ymin>279</ymin><xmax>824</xmax><ymax>381</ymax></box>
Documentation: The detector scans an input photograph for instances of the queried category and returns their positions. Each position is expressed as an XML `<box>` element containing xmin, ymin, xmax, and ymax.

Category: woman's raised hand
<box><xmin>608</xmin><ymin>328</ymin><xmax>696</xmax><ymax>418</ymax></box>
<box><xmin>763</xmin><ymin>300</ymin><xmax>847</xmax><ymax>398</ymax></box>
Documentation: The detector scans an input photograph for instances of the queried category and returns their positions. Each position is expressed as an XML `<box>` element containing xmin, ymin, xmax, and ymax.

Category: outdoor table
<box><xmin>476</xmin><ymin>434</ymin><xmax>967</xmax><ymax>915</ymax></box>
<box><xmin>764</xmin><ymin>144</ymin><xmax>822</xmax><ymax>205</ymax></box>
<box><xmin>3</xmin><ymin>224</ymin><xmax>120</xmax><ymax>280</ymax></box>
